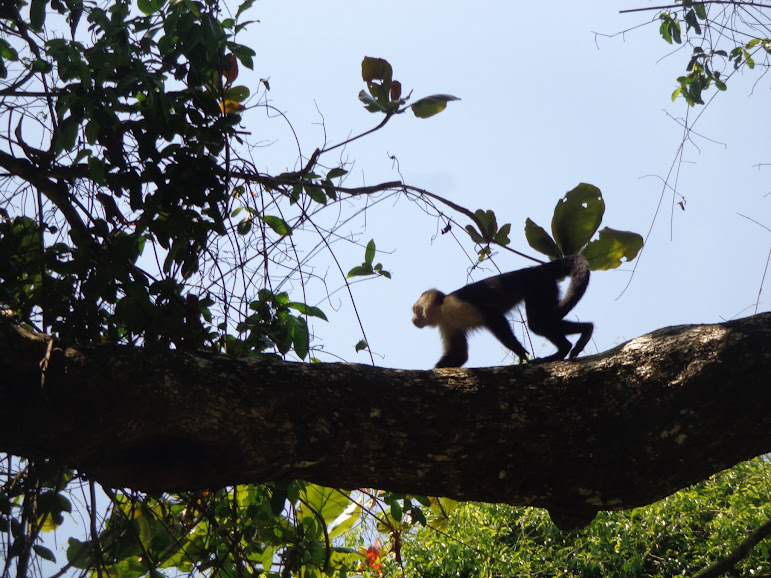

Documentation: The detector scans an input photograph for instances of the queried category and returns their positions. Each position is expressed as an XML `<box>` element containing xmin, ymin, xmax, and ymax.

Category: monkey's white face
<box><xmin>412</xmin><ymin>305</ymin><xmax>428</xmax><ymax>328</ymax></box>
<box><xmin>412</xmin><ymin>290</ymin><xmax>440</xmax><ymax>328</ymax></box>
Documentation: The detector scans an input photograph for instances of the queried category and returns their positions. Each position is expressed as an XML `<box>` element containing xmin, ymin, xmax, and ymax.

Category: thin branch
<box><xmin>320</xmin><ymin>113</ymin><xmax>394</xmax><ymax>155</ymax></box>
<box><xmin>620</xmin><ymin>1</ymin><xmax>771</xmax><ymax>14</ymax></box>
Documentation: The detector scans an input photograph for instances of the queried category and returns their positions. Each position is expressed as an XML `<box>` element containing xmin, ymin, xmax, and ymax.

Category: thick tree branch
<box><xmin>1</xmin><ymin>312</ymin><xmax>770</xmax><ymax>530</ymax></box>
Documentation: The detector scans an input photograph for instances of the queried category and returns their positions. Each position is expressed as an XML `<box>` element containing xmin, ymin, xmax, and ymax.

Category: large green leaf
<box><xmin>551</xmin><ymin>183</ymin><xmax>604</xmax><ymax>255</ymax></box>
<box><xmin>300</xmin><ymin>485</ymin><xmax>351</xmax><ymax>527</ymax></box>
<box><xmin>581</xmin><ymin>227</ymin><xmax>644</xmax><ymax>270</ymax></box>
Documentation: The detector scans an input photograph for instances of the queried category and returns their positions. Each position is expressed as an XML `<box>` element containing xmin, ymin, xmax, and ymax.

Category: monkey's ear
<box><xmin>419</xmin><ymin>289</ymin><xmax>443</xmax><ymax>306</ymax></box>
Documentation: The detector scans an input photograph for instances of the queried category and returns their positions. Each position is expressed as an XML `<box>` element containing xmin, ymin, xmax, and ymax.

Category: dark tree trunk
<box><xmin>2</xmin><ymin>312</ymin><xmax>770</xmax><ymax>530</ymax></box>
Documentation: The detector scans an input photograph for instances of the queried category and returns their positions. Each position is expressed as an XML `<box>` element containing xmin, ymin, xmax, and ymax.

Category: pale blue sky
<box><xmin>238</xmin><ymin>1</ymin><xmax>770</xmax><ymax>368</ymax></box>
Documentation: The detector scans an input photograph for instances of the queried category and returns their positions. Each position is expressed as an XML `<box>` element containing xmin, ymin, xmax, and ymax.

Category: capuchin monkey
<box><xmin>411</xmin><ymin>254</ymin><xmax>593</xmax><ymax>368</ymax></box>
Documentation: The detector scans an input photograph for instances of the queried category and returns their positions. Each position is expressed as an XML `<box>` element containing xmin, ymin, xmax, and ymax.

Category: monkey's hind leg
<box><xmin>567</xmin><ymin>321</ymin><xmax>593</xmax><ymax>359</ymax></box>
<box><xmin>532</xmin><ymin>320</ymin><xmax>593</xmax><ymax>362</ymax></box>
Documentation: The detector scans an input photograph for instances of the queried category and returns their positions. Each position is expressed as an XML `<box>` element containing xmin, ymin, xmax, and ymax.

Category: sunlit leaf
<box><xmin>581</xmin><ymin>227</ymin><xmax>644</xmax><ymax>270</ymax></box>
<box><xmin>410</xmin><ymin>94</ymin><xmax>460</xmax><ymax>118</ymax></box>
<box><xmin>221</xmin><ymin>100</ymin><xmax>245</xmax><ymax>113</ymax></box>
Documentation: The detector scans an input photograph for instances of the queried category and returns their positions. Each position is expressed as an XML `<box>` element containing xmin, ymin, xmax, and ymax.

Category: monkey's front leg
<box><xmin>435</xmin><ymin>333</ymin><xmax>469</xmax><ymax>368</ymax></box>
<box><xmin>484</xmin><ymin>313</ymin><xmax>530</xmax><ymax>363</ymax></box>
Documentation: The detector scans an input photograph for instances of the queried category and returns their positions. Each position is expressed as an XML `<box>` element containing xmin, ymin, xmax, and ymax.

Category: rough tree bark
<box><xmin>1</xmin><ymin>312</ymin><xmax>770</xmax><ymax>530</ymax></box>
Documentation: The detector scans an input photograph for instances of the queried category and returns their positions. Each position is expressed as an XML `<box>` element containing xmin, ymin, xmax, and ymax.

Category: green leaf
<box><xmin>305</xmin><ymin>184</ymin><xmax>327</xmax><ymax>205</ymax></box>
<box><xmin>31</xmin><ymin>58</ymin><xmax>51</xmax><ymax>74</ymax></box>
<box><xmin>465</xmin><ymin>225</ymin><xmax>485</xmax><ymax>244</ymax></box>
<box><xmin>524</xmin><ymin>218</ymin><xmax>561</xmax><ymax>259</ymax></box>
<box><xmin>288</xmin><ymin>302</ymin><xmax>328</xmax><ymax>321</ymax></box>
<box><xmin>671</xmin><ymin>21</ymin><xmax>682</xmax><ymax>44</ymax></box>
<box><xmin>551</xmin><ymin>183</ymin><xmax>605</xmax><ymax>255</ymax></box>
<box><xmin>685</xmin><ymin>10</ymin><xmax>701</xmax><ymax>35</ymax></box>
<box><xmin>301</xmin><ymin>485</ymin><xmax>351</xmax><ymax>529</ymax></box>
<box><xmin>327</xmin><ymin>167</ymin><xmax>348</xmax><ymax>179</ymax></box>
<box><xmin>0</xmin><ymin>39</ymin><xmax>19</xmax><ymax>61</ymax></box>
<box><xmin>361</xmin><ymin>56</ymin><xmax>393</xmax><ymax>85</ymax></box>
<box><xmin>659</xmin><ymin>16</ymin><xmax>673</xmax><ymax>44</ymax></box>
<box><xmin>390</xmin><ymin>499</ymin><xmax>403</xmax><ymax>522</ymax></box>
<box><xmin>237</xmin><ymin>217</ymin><xmax>252</xmax><ymax>235</ymax></box>
<box><xmin>410</xmin><ymin>94</ymin><xmax>460</xmax><ymax>118</ymax></box>
<box><xmin>291</xmin><ymin>316</ymin><xmax>309</xmax><ymax>359</ymax></box>
<box><xmin>230</xmin><ymin>45</ymin><xmax>256</xmax><ymax>69</ymax></box>
<box><xmin>262</xmin><ymin>215</ymin><xmax>291</xmax><ymax>236</ymax></box>
<box><xmin>694</xmin><ymin>3</ymin><xmax>707</xmax><ymax>19</ymax></box>
<box><xmin>224</xmin><ymin>85</ymin><xmax>250</xmax><ymax>102</ymax></box>
<box><xmin>358</xmin><ymin>89</ymin><xmax>385</xmax><ymax>112</ymax></box>
<box><xmin>581</xmin><ymin>227</ymin><xmax>644</xmax><ymax>270</ymax></box>
<box><xmin>493</xmin><ymin>223</ymin><xmax>511</xmax><ymax>246</ymax></box>
<box><xmin>33</xmin><ymin>544</ymin><xmax>56</xmax><ymax>562</ymax></box>
<box><xmin>87</xmin><ymin>157</ymin><xmax>106</xmax><ymax>184</ymax></box>
<box><xmin>137</xmin><ymin>0</ymin><xmax>165</xmax><ymax>15</ymax></box>
<box><xmin>29</xmin><ymin>0</ymin><xmax>48</xmax><ymax>31</ymax></box>
<box><xmin>364</xmin><ymin>239</ymin><xmax>376</xmax><ymax>265</ymax></box>
<box><xmin>347</xmin><ymin>265</ymin><xmax>374</xmax><ymax>278</ymax></box>
<box><xmin>474</xmin><ymin>209</ymin><xmax>498</xmax><ymax>238</ymax></box>
<box><xmin>236</xmin><ymin>0</ymin><xmax>256</xmax><ymax>18</ymax></box>
<box><xmin>84</xmin><ymin>120</ymin><xmax>100</xmax><ymax>145</ymax></box>
<box><xmin>54</xmin><ymin>116</ymin><xmax>79</xmax><ymax>154</ymax></box>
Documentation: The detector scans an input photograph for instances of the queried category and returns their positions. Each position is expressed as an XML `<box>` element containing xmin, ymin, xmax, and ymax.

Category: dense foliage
<box><xmin>391</xmin><ymin>458</ymin><xmax>771</xmax><ymax>577</ymax></box>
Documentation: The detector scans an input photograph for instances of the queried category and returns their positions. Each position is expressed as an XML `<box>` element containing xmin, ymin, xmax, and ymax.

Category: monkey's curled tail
<box><xmin>554</xmin><ymin>254</ymin><xmax>591</xmax><ymax>318</ymax></box>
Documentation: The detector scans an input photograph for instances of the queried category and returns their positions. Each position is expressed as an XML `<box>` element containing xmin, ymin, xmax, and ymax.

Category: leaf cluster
<box><xmin>61</xmin><ymin>483</ymin><xmax>367</xmax><ymax>577</ymax></box>
<box><xmin>393</xmin><ymin>457</ymin><xmax>771</xmax><ymax>577</ymax></box>
<box><xmin>359</xmin><ymin>56</ymin><xmax>460</xmax><ymax>119</ymax></box>
<box><xmin>465</xmin><ymin>183</ymin><xmax>642</xmax><ymax>269</ymax></box>
<box><xmin>654</xmin><ymin>3</ymin><xmax>771</xmax><ymax>106</ymax></box>
<box><xmin>525</xmin><ymin>183</ymin><xmax>643</xmax><ymax>270</ymax></box>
